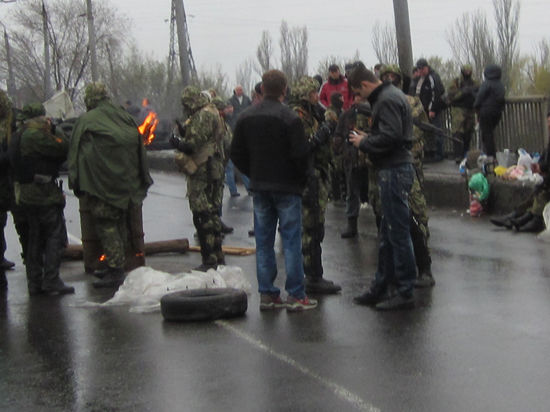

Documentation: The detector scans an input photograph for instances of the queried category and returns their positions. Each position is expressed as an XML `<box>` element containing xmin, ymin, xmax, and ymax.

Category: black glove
<box><xmin>169</xmin><ymin>133</ymin><xmax>182</xmax><ymax>149</ymax></box>
<box><xmin>175</xmin><ymin>120</ymin><xmax>186</xmax><ymax>137</ymax></box>
<box><xmin>170</xmin><ymin>134</ymin><xmax>194</xmax><ymax>154</ymax></box>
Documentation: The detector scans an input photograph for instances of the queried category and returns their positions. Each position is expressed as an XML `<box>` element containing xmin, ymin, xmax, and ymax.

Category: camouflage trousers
<box><xmin>87</xmin><ymin>195</ymin><xmax>128</xmax><ymax>270</ymax></box>
<box><xmin>451</xmin><ymin>108</ymin><xmax>476</xmax><ymax>158</ymax></box>
<box><xmin>302</xmin><ymin>169</ymin><xmax>329</xmax><ymax>279</ymax></box>
<box><xmin>409</xmin><ymin>171</ymin><xmax>431</xmax><ymax>273</ymax></box>
<box><xmin>23</xmin><ymin>204</ymin><xmax>68</xmax><ymax>292</ymax></box>
<box><xmin>187</xmin><ymin>159</ymin><xmax>225</xmax><ymax>266</ymax></box>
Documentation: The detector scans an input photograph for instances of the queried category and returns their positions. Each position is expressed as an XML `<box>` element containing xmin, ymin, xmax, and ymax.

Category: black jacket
<box><xmin>474</xmin><ymin>64</ymin><xmax>506</xmax><ymax>118</ymax></box>
<box><xmin>417</xmin><ymin>68</ymin><xmax>446</xmax><ymax>114</ymax></box>
<box><xmin>230</xmin><ymin>97</ymin><xmax>309</xmax><ymax>195</ymax></box>
<box><xmin>359</xmin><ymin>82</ymin><xmax>413</xmax><ymax>169</ymax></box>
<box><xmin>227</xmin><ymin>93</ymin><xmax>252</xmax><ymax>130</ymax></box>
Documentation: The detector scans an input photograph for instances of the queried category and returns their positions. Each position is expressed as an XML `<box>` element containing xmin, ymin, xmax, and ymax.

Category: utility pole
<box><xmin>42</xmin><ymin>1</ymin><xmax>52</xmax><ymax>99</ymax></box>
<box><xmin>393</xmin><ymin>0</ymin><xmax>414</xmax><ymax>80</ymax></box>
<box><xmin>173</xmin><ymin>0</ymin><xmax>197</xmax><ymax>86</ymax></box>
<box><xmin>86</xmin><ymin>0</ymin><xmax>98</xmax><ymax>82</ymax></box>
<box><xmin>3</xmin><ymin>29</ymin><xmax>16</xmax><ymax>103</ymax></box>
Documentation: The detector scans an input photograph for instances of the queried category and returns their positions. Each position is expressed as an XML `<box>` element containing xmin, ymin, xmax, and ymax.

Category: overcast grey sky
<box><xmin>2</xmin><ymin>0</ymin><xmax>550</xmax><ymax>85</ymax></box>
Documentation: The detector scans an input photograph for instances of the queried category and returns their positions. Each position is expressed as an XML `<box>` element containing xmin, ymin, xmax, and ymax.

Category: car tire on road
<box><xmin>161</xmin><ymin>288</ymin><xmax>248</xmax><ymax>322</ymax></box>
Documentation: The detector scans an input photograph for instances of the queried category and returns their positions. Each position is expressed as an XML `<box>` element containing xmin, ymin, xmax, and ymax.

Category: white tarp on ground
<box><xmin>73</xmin><ymin>265</ymin><xmax>252</xmax><ymax>313</ymax></box>
<box><xmin>537</xmin><ymin>202</ymin><xmax>550</xmax><ymax>242</ymax></box>
<box><xmin>43</xmin><ymin>90</ymin><xmax>76</xmax><ymax>119</ymax></box>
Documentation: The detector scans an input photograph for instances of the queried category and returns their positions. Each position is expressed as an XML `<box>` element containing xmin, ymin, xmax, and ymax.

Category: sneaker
<box><xmin>286</xmin><ymin>295</ymin><xmax>318</xmax><ymax>312</ymax></box>
<box><xmin>374</xmin><ymin>293</ymin><xmax>414</xmax><ymax>311</ymax></box>
<box><xmin>305</xmin><ymin>277</ymin><xmax>341</xmax><ymax>294</ymax></box>
<box><xmin>259</xmin><ymin>294</ymin><xmax>285</xmax><ymax>311</ymax></box>
<box><xmin>415</xmin><ymin>272</ymin><xmax>435</xmax><ymax>288</ymax></box>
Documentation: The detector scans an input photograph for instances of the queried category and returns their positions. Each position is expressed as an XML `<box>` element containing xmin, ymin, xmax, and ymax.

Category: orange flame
<box><xmin>139</xmin><ymin>111</ymin><xmax>159</xmax><ymax>146</ymax></box>
<box><xmin>99</xmin><ymin>254</ymin><xmax>106</xmax><ymax>262</ymax></box>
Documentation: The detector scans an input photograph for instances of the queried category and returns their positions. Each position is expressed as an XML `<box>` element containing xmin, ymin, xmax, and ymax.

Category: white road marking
<box><xmin>216</xmin><ymin>320</ymin><xmax>381</xmax><ymax>412</ymax></box>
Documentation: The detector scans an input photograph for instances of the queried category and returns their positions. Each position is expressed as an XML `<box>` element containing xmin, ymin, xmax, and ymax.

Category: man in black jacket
<box><xmin>231</xmin><ymin>70</ymin><xmax>317</xmax><ymax>312</ymax></box>
<box><xmin>474</xmin><ymin>64</ymin><xmax>506</xmax><ymax>157</ymax></box>
<box><xmin>348</xmin><ymin>63</ymin><xmax>417</xmax><ymax>311</ymax></box>
<box><xmin>415</xmin><ymin>58</ymin><xmax>446</xmax><ymax>161</ymax></box>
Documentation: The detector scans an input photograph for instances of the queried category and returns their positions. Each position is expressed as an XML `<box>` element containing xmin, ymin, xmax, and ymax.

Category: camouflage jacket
<box><xmin>406</xmin><ymin>95</ymin><xmax>427</xmax><ymax>164</ymax></box>
<box><xmin>292</xmin><ymin>102</ymin><xmax>332</xmax><ymax>180</ymax></box>
<box><xmin>14</xmin><ymin>116</ymin><xmax>68</xmax><ymax>207</ymax></box>
<box><xmin>183</xmin><ymin>103</ymin><xmax>225</xmax><ymax>163</ymax></box>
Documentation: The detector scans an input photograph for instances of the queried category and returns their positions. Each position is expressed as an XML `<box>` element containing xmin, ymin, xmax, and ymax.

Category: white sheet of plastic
<box><xmin>537</xmin><ymin>202</ymin><xmax>550</xmax><ymax>242</ymax></box>
<box><xmin>72</xmin><ymin>265</ymin><xmax>252</xmax><ymax>313</ymax></box>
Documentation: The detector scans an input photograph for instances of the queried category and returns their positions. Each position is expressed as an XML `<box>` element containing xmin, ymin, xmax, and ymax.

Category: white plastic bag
<box><xmin>537</xmin><ymin>202</ymin><xmax>550</xmax><ymax>242</ymax></box>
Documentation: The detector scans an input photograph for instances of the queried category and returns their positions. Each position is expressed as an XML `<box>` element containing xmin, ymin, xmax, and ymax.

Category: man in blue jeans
<box><xmin>230</xmin><ymin>70</ymin><xmax>317</xmax><ymax>312</ymax></box>
<box><xmin>348</xmin><ymin>62</ymin><xmax>417</xmax><ymax>311</ymax></box>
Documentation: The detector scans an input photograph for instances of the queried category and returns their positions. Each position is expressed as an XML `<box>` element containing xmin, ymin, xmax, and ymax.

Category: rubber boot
<box><xmin>517</xmin><ymin>215</ymin><xmax>545</xmax><ymax>233</ymax></box>
<box><xmin>490</xmin><ymin>210</ymin><xmax>519</xmax><ymax>229</ymax></box>
<box><xmin>341</xmin><ymin>217</ymin><xmax>358</xmax><ymax>239</ymax></box>
<box><xmin>511</xmin><ymin>212</ymin><xmax>533</xmax><ymax>231</ymax></box>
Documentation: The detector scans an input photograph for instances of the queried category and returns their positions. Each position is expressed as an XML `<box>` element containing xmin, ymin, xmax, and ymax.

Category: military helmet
<box><xmin>461</xmin><ymin>64</ymin><xmax>473</xmax><ymax>74</ymax></box>
<box><xmin>380</xmin><ymin>64</ymin><xmax>402</xmax><ymax>78</ymax></box>
<box><xmin>212</xmin><ymin>96</ymin><xmax>226</xmax><ymax>111</ymax></box>
<box><xmin>84</xmin><ymin>82</ymin><xmax>109</xmax><ymax>110</ymax></box>
<box><xmin>292</xmin><ymin>76</ymin><xmax>320</xmax><ymax>101</ymax></box>
<box><xmin>181</xmin><ymin>85</ymin><xmax>210</xmax><ymax>113</ymax></box>
<box><xmin>18</xmin><ymin>102</ymin><xmax>45</xmax><ymax>121</ymax></box>
<box><xmin>0</xmin><ymin>89</ymin><xmax>12</xmax><ymax>119</ymax></box>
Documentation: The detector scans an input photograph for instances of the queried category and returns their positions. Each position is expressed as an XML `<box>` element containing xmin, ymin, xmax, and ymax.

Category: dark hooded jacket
<box><xmin>474</xmin><ymin>64</ymin><xmax>506</xmax><ymax>118</ymax></box>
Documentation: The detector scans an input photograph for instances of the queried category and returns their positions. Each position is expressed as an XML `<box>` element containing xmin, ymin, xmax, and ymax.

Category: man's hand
<box><xmin>348</xmin><ymin>129</ymin><xmax>367</xmax><ymax>148</ymax></box>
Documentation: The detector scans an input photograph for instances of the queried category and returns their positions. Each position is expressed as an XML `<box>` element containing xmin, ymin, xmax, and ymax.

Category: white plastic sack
<box><xmin>72</xmin><ymin>265</ymin><xmax>252</xmax><ymax>313</ymax></box>
<box><xmin>517</xmin><ymin>148</ymin><xmax>533</xmax><ymax>170</ymax></box>
<box><xmin>537</xmin><ymin>202</ymin><xmax>550</xmax><ymax>242</ymax></box>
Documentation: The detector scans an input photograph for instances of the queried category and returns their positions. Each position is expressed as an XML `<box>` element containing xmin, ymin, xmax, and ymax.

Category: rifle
<box><xmin>413</xmin><ymin>119</ymin><xmax>463</xmax><ymax>144</ymax></box>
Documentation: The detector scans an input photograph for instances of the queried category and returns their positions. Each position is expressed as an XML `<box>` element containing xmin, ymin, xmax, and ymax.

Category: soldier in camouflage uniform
<box><xmin>448</xmin><ymin>64</ymin><xmax>479</xmax><ymax>163</ymax></box>
<box><xmin>325</xmin><ymin>92</ymin><xmax>346</xmax><ymax>202</ymax></box>
<box><xmin>381</xmin><ymin>65</ymin><xmax>435</xmax><ymax>287</ymax></box>
<box><xmin>171</xmin><ymin>86</ymin><xmax>225</xmax><ymax>271</ymax></box>
<box><xmin>69</xmin><ymin>83</ymin><xmax>153</xmax><ymax>288</ymax></box>
<box><xmin>9</xmin><ymin>103</ymin><xmax>74</xmax><ymax>295</ymax></box>
<box><xmin>334</xmin><ymin>93</ymin><xmax>374</xmax><ymax>235</ymax></box>
<box><xmin>290</xmin><ymin>76</ymin><xmax>341</xmax><ymax>294</ymax></box>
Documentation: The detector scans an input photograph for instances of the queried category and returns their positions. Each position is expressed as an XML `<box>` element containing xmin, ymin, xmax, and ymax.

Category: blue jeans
<box><xmin>225</xmin><ymin>160</ymin><xmax>250</xmax><ymax>195</ymax></box>
<box><xmin>374</xmin><ymin>164</ymin><xmax>417</xmax><ymax>298</ymax></box>
<box><xmin>253</xmin><ymin>191</ymin><xmax>305</xmax><ymax>299</ymax></box>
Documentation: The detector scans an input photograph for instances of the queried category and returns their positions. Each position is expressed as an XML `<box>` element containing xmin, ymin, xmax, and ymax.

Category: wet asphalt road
<box><xmin>2</xmin><ymin>171</ymin><xmax>550</xmax><ymax>412</ymax></box>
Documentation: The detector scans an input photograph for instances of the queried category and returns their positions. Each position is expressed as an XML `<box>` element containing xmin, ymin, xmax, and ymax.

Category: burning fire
<box><xmin>139</xmin><ymin>111</ymin><xmax>159</xmax><ymax>146</ymax></box>
<box><xmin>99</xmin><ymin>254</ymin><xmax>106</xmax><ymax>262</ymax></box>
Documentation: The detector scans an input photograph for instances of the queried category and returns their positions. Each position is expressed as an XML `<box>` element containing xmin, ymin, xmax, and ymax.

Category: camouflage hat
<box><xmin>181</xmin><ymin>85</ymin><xmax>210</xmax><ymax>113</ymax></box>
<box><xmin>461</xmin><ymin>64</ymin><xmax>473</xmax><ymax>73</ymax></box>
<box><xmin>18</xmin><ymin>102</ymin><xmax>45</xmax><ymax>121</ymax></box>
<box><xmin>291</xmin><ymin>76</ymin><xmax>320</xmax><ymax>101</ymax></box>
<box><xmin>0</xmin><ymin>89</ymin><xmax>12</xmax><ymax>119</ymax></box>
<box><xmin>84</xmin><ymin>82</ymin><xmax>109</xmax><ymax>110</ymax></box>
<box><xmin>212</xmin><ymin>96</ymin><xmax>227</xmax><ymax>111</ymax></box>
<box><xmin>380</xmin><ymin>64</ymin><xmax>402</xmax><ymax>78</ymax></box>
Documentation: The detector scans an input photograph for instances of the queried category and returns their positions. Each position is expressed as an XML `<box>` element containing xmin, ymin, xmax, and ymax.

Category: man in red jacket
<box><xmin>319</xmin><ymin>64</ymin><xmax>351</xmax><ymax>110</ymax></box>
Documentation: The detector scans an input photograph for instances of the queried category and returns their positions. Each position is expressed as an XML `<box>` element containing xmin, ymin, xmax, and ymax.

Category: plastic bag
<box><xmin>468</xmin><ymin>172</ymin><xmax>490</xmax><ymax>201</ymax></box>
<box><xmin>537</xmin><ymin>201</ymin><xmax>550</xmax><ymax>241</ymax></box>
<box><xmin>517</xmin><ymin>148</ymin><xmax>533</xmax><ymax>170</ymax></box>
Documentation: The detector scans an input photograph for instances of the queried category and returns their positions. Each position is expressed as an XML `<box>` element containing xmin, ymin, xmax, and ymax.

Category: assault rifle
<box><xmin>413</xmin><ymin>119</ymin><xmax>463</xmax><ymax>145</ymax></box>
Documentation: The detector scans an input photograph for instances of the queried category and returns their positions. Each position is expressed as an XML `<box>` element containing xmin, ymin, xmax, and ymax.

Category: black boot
<box><xmin>92</xmin><ymin>267</ymin><xmax>125</xmax><ymax>289</ymax></box>
<box><xmin>0</xmin><ymin>258</ymin><xmax>15</xmax><ymax>270</ymax></box>
<box><xmin>415</xmin><ymin>268</ymin><xmax>435</xmax><ymax>288</ymax></box>
<box><xmin>341</xmin><ymin>217</ymin><xmax>358</xmax><ymax>239</ymax></box>
<box><xmin>305</xmin><ymin>277</ymin><xmax>342</xmax><ymax>294</ymax></box>
<box><xmin>511</xmin><ymin>212</ymin><xmax>533</xmax><ymax>231</ymax></box>
<box><xmin>220</xmin><ymin>220</ymin><xmax>234</xmax><ymax>234</ymax></box>
<box><xmin>517</xmin><ymin>215</ymin><xmax>545</xmax><ymax>233</ymax></box>
<box><xmin>490</xmin><ymin>210</ymin><xmax>519</xmax><ymax>229</ymax></box>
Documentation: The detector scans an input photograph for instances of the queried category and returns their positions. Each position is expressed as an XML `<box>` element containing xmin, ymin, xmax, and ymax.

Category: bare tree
<box><xmin>0</xmin><ymin>0</ymin><xmax>128</xmax><ymax>103</ymax></box>
<box><xmin>279</xmin><ymin>20</ymin><xmax>308</xmax><ymax>84</ymax></box>
<box><xmin>446</xmin><ymin>11</ymin><xmax>496</xmax><ymax>80</ymax></box>
<box><xmin>315</xmin><ymin>56</ymin><xmax>346</xmax><ymax>80</ymax></box>
<box><xmin>195</xmin><ymin>64</ymin><xmax>230</xmax><ymax>100</ymax></box>
<box><xmin>493</xmin><ymin>0</ymin><xmax>520</xmax><ymax>89</ymax></box>
<box><xmin>235</xmin><ymin>57</ymin><xmax>257</xmax><ymax>97</ymax></box>
<box><xmin>371</xmin><ymin>21</ymin><xmax>398</xmax><ymax>65</ymax></box>
<box><xmin>256</xmin><ymin>30</ymin><xmax>273</xmax><ymax>76</ymax></box>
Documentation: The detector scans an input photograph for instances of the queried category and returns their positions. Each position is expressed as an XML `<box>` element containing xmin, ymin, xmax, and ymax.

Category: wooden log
<box><xmin>63</xmin><ymin>238</ymin><xmax>190</xmax><ymax>261</ymax></box>
<box><xmin>187</xmin><ymin>245</ymin><xmax>256</xmax><ymax>256</ymax></box>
